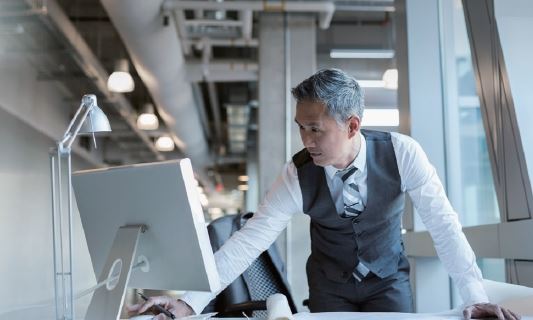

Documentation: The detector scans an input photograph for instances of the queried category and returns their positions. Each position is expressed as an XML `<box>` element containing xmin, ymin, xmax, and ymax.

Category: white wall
<box><xmin>0</xmin><ymin>54</ymin><xmax>97</xmax><ymax>319</ymax></box>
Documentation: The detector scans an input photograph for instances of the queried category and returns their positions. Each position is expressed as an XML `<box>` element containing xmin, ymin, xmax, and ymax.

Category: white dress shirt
<box><xmin>181</xmin><ymin>132</ymin><xmax>489</xmax><ymax>314</ymax></box>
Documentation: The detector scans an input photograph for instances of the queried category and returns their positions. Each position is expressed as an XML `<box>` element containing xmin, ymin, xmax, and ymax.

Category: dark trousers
<box><xmin>307</xmin><ymin>255</ymin><xmax>413</xmax><ymax>313</ymax></box>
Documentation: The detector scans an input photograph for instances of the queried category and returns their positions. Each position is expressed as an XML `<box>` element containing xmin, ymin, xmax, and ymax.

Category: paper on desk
<box><xmin>267</xmin><ymin>294</ymin><xmax>294</xmax><ymax>320</ymax></box>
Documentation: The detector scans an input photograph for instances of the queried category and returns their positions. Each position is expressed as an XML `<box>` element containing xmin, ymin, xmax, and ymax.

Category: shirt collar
<box><xmin>324</xmin><ymin>133</ymin><xmax>367</xmax><ymax>179</ymax></box>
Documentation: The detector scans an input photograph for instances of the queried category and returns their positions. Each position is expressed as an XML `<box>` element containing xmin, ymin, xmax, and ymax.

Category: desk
<box><xmin>119</xmin><ymin>313</ymin><xmax>533</xmax><ymax>320</ymax></box>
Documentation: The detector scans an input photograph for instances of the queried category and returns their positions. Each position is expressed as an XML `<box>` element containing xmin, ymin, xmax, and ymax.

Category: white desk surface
<box><xmin>7</xmin><ymin>310</ymin><xmax>531</xmax><ymax>320</ymax></box>
<box><xmin>143</xmin><ymin>311</ymin><xmax>533</xmax><ymax>320</ymax></box>
<box><xmin>209</xmin><ymin>311</ymin><xmax>533</xmax><ymax>320</ymax></box>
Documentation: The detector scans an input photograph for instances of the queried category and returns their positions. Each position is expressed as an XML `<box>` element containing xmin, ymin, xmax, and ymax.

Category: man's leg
<box><xmin>359</xmin><ymin>256</ymin><xmax>413</xmax><ymax>312</ymax></box>
<box><xmin>308</xmin><ymin>284</ymin><xmax>360</xmax><ymax>312</ymax></box>
<box><xmin>307</xmin><ymin>259</ymin><xmax>360</xmax><ymax>312</ymax></box>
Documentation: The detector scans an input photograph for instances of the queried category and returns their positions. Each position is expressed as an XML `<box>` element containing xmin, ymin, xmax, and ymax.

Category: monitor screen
<box><xmin>72</xmin><ymin>159</ymin><xmax>219</xmax><ymax>293</ymax></box>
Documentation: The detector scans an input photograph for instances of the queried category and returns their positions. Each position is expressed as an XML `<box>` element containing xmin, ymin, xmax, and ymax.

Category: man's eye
<box><xmin>311</xmin><ymin>127</ymin><xmax>320</xmax><ymax>133</ymax></box>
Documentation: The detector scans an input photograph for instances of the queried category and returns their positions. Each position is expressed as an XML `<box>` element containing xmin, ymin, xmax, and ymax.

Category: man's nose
<box><xmin>301</xmin><ymin>132</ymin><xmax>315</xmax><ymax>148</ymax></box>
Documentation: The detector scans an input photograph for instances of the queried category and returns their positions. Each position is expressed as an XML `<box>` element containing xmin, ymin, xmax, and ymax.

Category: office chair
<box><xmin>202</xmin><ymin>212</ymin><xmax>298</xmax><ymax>317</ymax></box>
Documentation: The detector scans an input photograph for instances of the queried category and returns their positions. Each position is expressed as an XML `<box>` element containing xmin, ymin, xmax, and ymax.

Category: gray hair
<box><xmin>291</xmin><ymin>68</ymin><xmax>364</xmax><ymax>125</ymax></box>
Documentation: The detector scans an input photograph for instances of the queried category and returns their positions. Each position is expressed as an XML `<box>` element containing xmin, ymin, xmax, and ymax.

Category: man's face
<box><xmin>295</xmin><ymin>100</ymin><xmax>359</xmax><ymax>169</ymax></box>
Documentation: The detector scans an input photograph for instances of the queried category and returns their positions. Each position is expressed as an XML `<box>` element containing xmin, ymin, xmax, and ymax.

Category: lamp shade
<box><xmin>137</xmin><ymin>113</ymin><xmax>159</xmax><ymax>130</ymax></box>
<box><xmin>107</xmin><ymin>59</ymin><xmax>134</xmax><ymax>93</ymax></box>
<box><xmin>78</xmin><ymin>104</ymin><xmax>112</xmax><ymax>134</ymax></box>
<box><xmin>107</xmin><ymin>71</ymin><xmax>134</xmax><ymax>93</ymax></box>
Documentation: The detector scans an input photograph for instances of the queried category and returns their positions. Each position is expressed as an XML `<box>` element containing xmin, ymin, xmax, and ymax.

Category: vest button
<box><xmin>342</xmin><ymin>271</ymin><xmax>349</xmax><ymax>278</ymax></box>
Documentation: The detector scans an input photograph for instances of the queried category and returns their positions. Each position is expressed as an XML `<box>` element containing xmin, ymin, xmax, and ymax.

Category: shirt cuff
<box><xmin>179</xmin><ymin>291</ymin><xmax>216</xmax><ymax>315</ymax></box>
<box><xmin>460</xmin><ymin>280</ymin><xmax>490</xmax><ymax>307</ymax></box>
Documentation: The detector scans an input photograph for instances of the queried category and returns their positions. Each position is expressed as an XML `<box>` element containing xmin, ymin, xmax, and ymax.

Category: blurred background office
<box><xmin>1</xmin><ymin>0</ymin><xmax>533</xmax><ymax>317</ymax></box>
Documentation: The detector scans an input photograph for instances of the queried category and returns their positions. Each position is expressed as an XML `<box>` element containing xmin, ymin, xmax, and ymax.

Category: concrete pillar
<box><xmin>258</xmin><ymin>13</ymin><xmax>316</xmax><ymax>310</ymax></box>
<box><xmin>396</xmin><ymin>0</ymin><xmax>450</xmax><ymax>312</ymax></box>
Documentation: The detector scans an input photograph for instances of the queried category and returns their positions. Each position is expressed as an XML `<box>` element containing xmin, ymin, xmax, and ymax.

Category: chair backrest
<box><xmin>203</xmin><ymin>212</ymin><xmax>297</xmax><ymax>315</ymax></box>
<box><xmin>483</xmin><ymin>279</ymin><xmax>533</xmax><ymax>316</ymax></box>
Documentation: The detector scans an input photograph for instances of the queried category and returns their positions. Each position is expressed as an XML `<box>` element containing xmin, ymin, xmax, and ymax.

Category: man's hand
<box><xmin>127</xmin><ymin>296</ymin><xmax>195</xmax><ymax>319</ymax></box>
<box><xmin>463</xmin><ymin>303</ymin><xmax>521</xmax><ymax>320</ymax></box>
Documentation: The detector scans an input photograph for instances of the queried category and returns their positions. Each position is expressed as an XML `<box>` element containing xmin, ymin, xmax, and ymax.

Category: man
<box><xmin>130</xmin><ymin>69</ymin><xmax>520</xmax><ymax>319</ymax></box>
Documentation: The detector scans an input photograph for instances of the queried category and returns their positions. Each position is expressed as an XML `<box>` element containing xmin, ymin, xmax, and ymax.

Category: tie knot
<box><xmin>338</xmin><ymin>166</ymin><xmax>357</xmax><ymax>182</ymax></box>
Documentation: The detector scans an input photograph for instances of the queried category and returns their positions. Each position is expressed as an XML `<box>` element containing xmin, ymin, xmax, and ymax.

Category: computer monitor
<box><xmin>72</xmin><ymin>159</ymin><xmax>219</xmax><ymax>320</ymax></box>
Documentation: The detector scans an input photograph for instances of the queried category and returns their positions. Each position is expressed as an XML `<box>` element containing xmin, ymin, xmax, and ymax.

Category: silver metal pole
<box><xmin>50</xmin><ymin>146</ymin><xmax>74</xmax><ymax>320</ymax></box>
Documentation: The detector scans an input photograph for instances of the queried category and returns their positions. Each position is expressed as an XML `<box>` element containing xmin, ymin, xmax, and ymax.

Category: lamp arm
<box><xmin>59</xmin><ymin>95</ymin><xmax>96</xmax><ymax>150</ymax></box>
<box><xmin>61</xmin><ymin>101</ymin><xmax>85</xmax><ymax>142</ymax></box>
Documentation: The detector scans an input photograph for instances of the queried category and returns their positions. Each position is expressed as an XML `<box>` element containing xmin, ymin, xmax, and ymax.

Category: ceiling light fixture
<box><xmin>155</xmin><ymin>136</ymin><xmax>175</xmax><ymax>152</ymax></box>
<box><xmin>137</xmin><ymin>103</ymin><xmax>159</xmax><ymax>130</ymax></box>
<box><xmin>330</xmin><ymin>49</ymin><xmax>395</xmax><ymax>59</ymax></box>
<box><xmin>107</xmin><ymin>59</ymin><xmax>135</xmax><ymax>93</ymax></box>
<box><xmin>361</xmin><ymin>109</ymin><xmax>399</xmax><ymax>127</ymax></box>
<box><xmin>199</xmin><ymin>193</ymin><xmax>209</xmax><ymax>207</ymax></box>
<box><xmin>382</xmin><ymin>68</ymin><xmax>398</xmax><ymax>90</ymax></box>
<box><xmin>208</xmin><ymin>207</ymin><xmax>223</xmax><ymax>220</ymax></box>
<box><xmin>357</xmin><ymin>80</ymin><xmax>386</xmax><ymax>88</ymax></box>
<box><xmin>197</xmin><ymin>186</ymin><xmax>204</xmax><ymax>195</ymax></box>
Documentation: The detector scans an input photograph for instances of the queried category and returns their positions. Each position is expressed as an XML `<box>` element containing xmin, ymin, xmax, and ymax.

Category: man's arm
<box><xmin>393</xmin><ymin>134</ymin><xmax>522</xmax><ymax>319</ymax></box>
<box><xmin>391</xmin><ymin>133</ymin><xmax>488</xmax><ymax>305</ymax></box>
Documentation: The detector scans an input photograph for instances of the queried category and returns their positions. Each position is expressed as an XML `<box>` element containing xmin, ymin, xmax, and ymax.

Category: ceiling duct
<box><xmin>161</xmin><ymin>0</ymin><xmax>335</xmax><ymax>29</ymax></box>
<box><xmin>100</xmin><ymin>0</ymin><xmax>213</xmax><ymax>173</ymax></box>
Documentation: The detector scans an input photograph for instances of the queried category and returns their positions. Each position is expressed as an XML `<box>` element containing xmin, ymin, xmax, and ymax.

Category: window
<box><xmin>442</xmin><ymin>0</ymin><xmax>499</xmax><ymax>227</ymax></box>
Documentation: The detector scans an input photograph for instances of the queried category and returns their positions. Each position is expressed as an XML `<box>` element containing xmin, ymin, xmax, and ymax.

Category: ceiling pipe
<box><xmin>191</xmin><ymin>38</ymin><xmax>259</xmax><ymax>48</ymax></box>
<box><xmin>185</xmin><ymin>19</ymin><xmax>243</xmax><ymax>28</ymax></box>
<box><xmin>100</xmin><ymin>0</ymin><xmax>213</xmax><ymax>173</ymax></box>
<box><xmin>171</xmin><ymin>9</ymin><xmax>192</xmax><ymax>56</ymax></box>
<box><xmin>162</xmin><ymin>0</ymin><xmax>335</xmax><ymax>29</ymax></box>
<box><xmin>185</xmin><ymin>61</ymin><xmax>258</xmax><ymax>82</ymax></box>
<box><xmin>335</xmin><ymin>5</ymin><xmax>395</xmax><ymax>12</ymax></box>
<box><xmin>200</xmin><ymin>40</ymin><xmax>223</xmax><ymax>149</ymax></box>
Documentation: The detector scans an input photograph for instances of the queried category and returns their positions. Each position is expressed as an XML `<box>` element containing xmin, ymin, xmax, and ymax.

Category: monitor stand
<box><xmin>85</xmin><ymin>225</ymin><xmax>146</xmax><ymax>320</ymax></box>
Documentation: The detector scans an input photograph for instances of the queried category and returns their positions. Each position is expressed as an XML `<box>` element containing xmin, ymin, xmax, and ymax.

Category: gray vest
<box><xmin>293</xmin><ymin>129</ymin><xmax>405</xmax><ymax>283</ymax></box>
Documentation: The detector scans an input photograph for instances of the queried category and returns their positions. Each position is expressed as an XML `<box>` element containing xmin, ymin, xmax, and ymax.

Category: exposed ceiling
<box><xmin>1</xmin><ymin>0</ymin><xmax>397</xmax><ymax>211</ymax></box>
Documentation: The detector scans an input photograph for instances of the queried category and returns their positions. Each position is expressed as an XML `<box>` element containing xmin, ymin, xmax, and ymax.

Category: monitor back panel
<box><xmin>73</xmin><ymin>159</ymin><xmax>219</xmax><ymax>292</ymax></box>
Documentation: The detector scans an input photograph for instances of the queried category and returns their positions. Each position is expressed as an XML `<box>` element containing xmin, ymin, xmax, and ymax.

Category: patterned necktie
<box><xmin>338</xmin><ymin>165</ymin><xmax>365</xmax><ymax>219</ymax></box>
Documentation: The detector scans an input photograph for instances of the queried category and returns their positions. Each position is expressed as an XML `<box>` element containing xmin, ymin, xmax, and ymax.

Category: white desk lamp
<box><xmin>49</xmin><ymin>94</ymin><xmax>111</xmax><ymax>320</ymax></box>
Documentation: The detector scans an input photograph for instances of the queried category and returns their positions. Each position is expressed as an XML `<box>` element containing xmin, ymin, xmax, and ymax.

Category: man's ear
<box><xmin>347</xmin><ymin>116</ymin><xmax>361</xmax><ymax>138</ymax></box>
